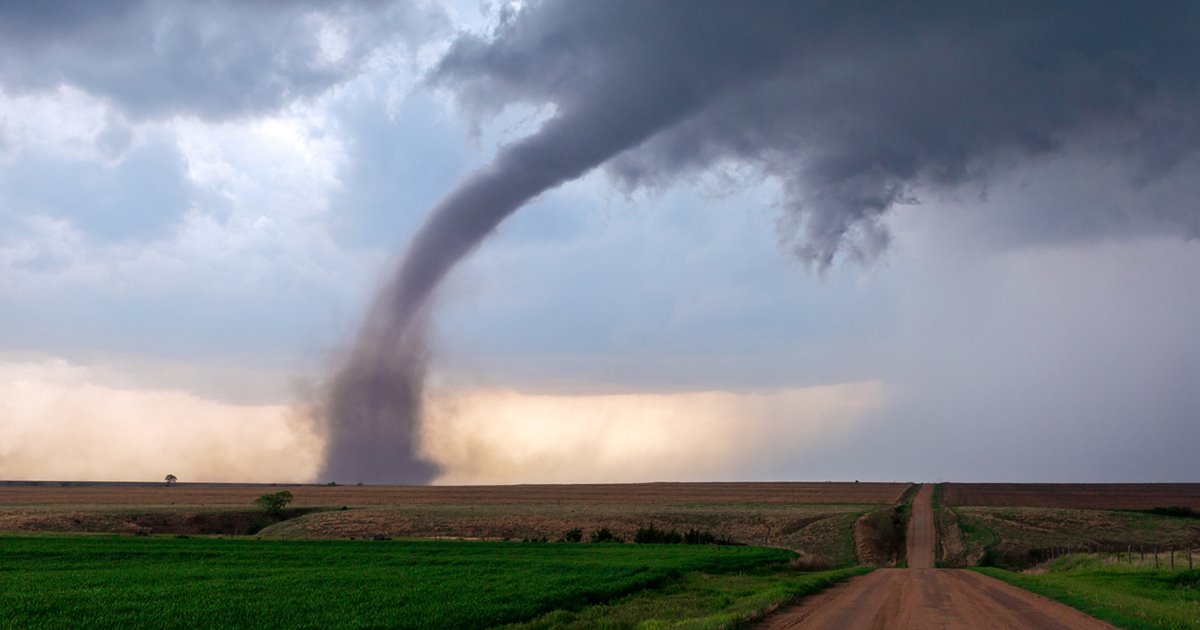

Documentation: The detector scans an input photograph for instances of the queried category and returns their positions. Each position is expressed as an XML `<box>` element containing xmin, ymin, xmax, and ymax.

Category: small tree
<box><xmin>164</xmin><ymin>474</ymin><xmax>177</xmax><ymax>486</ymax></box>
<box><xmin>254</xmin><ymin>490</ymin><xmax>294</xmax><ymax>517</ymax></box>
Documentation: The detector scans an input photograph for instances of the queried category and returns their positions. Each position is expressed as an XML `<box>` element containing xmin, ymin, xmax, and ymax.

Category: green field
<box><xmin>976</xmin><ymin>555</ymin><xmax>1200</xmax><ymax>630</ymax></box>
<box><xmin>0</xmin><ymin>535</ymin><xmax>854</xmax><ymax>629</ymax></box>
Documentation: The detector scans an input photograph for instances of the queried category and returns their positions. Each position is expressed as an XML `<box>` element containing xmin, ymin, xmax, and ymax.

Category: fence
<box><xmin>1041</xmin><ymin>544</ymin><xmax>1195</xmax><ymax>571</ymax></box>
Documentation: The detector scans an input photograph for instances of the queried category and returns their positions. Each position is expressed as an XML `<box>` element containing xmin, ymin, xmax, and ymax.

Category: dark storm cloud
<box><xmin>436</xmin><ymin>0</ymin><xmax>1200</xmax><ymax>267</ymax></box>
<box><xmin>0</xmin><ymin>0</ymin><xmax>445</xmax><ymax>120</ymax></box>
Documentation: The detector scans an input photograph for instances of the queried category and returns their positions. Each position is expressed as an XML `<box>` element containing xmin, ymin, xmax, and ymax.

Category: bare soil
<box><xmin>942</xmin><ymin>483</ymin><xmax>1200</xmax><ymax>510</ymax></box>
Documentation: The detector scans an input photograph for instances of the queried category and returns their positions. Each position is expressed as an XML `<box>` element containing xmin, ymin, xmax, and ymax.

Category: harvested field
<box><xmin>0</xmin><ymin>481</ymin><xmax>911</xmax><ymax>564</ymax></box>
<box><xmin>0</xmin><ymin>480</ymin><xmax>912</xmax><ymax>508</ymax></box>
<box><xmin>941</xmin><ymin>483</ymin><xmax>1200</xmax><ymax>510</ymax></box>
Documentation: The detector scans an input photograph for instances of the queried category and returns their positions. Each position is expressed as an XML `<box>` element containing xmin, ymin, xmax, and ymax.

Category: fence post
<box><xmin>1140</xmin><ymin>545</ymin><xmax>1145</xmax><ymax>562</ymax></box>
<box><xmin>1154</xmin><ymin>547</ymin><xmax>1159</xmax><ymax>569</ymax></box>
<box><xmin>1128</xmin><ymin>544</ymin><xmax>1132</xmax><ymax>564</ymax></box>
<box><xmin>1170</xmin><ymin>547</ymin><xmax>1174</xmax><ymax>571</ymax></box>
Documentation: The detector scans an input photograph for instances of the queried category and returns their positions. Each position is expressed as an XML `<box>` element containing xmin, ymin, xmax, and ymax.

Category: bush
<box><xmin>589</xmin><ymin>527</ymin><xmax>622</xmax><ymax>543</ymax></box>
<box><xmin>254</xmin><ymin>491</ymin><xmax>294</xmax><ymax>516</ymax></box>
<box><xmin>1149</xmin><ymin>506</ymin><xmax>1198</xmax><ymax>519</ymax></box>
<box><xmin>634</xmin><ymin>525</ymin><xmax>727</xmax><ymax>545</ymax></box>
<box><xmin>634</xmin><ymin>525</ymin><xmax>683</xmax><ymax>544</ymax></box>
<box><xmin>562</xmin><ymin>528</ymin><xmax>583</xmax><ymax>543</ymax></box>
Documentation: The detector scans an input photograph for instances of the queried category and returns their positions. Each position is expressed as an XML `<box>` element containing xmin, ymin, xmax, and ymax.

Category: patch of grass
<box><xmin>506</xmin><ymin>566</ymin><xmax>870</xmax><ymax>630</ymax></box>
<box><xmin>0</xmin><ymin>535</ymin><xmax>797</xmax><ymax>629</ymax></box>
<box><xmin>976</xmin><ymin>555</ymin><xmax>1200</xmax><ymax>630</ymax></box>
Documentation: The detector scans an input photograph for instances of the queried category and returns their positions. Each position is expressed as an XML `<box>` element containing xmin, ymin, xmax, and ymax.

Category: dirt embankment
<box><xmin>0</xmin><ymin>508</ymin><xmax>316</xmax><ymax>536</ymax></box>
<box><xmin>853</xmin><ymin>507</ymin><xmax>907</xmax><ymax>566</ymax></box>
<box><xmin>853</xmin><ymin>483</ymin><xmax>920</xmax><ymax>566</ymax></box>
<box><xmin>933</xmin><ymin>508</ymin><xmax>970</xmax><ymax>567</ymax></box>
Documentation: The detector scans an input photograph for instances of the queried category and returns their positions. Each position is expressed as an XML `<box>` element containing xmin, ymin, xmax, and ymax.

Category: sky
<box><xmin>0</xmin><ymin>1</ymin><xmax>1197</xmax><ymax>484</ymax></box>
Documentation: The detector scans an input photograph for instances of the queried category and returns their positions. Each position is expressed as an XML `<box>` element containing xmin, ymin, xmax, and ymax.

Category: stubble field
<box><xmin>0</xmin><ymin>481</ymin><xmax>914</xmax><ymax>566</ymax></box>
<box><xmin>941</xmin><ymin>483</ymin><xmax>1200</xmax><ymax>510</ymax></box>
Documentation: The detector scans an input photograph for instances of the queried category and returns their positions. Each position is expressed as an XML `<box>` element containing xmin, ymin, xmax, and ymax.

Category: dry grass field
<box><xmin>941</xmin><ymin>483</ymin><xmax>1200</xmax><ymax>510</ymax></box>
<box><xmin>0</xmin><ymin>481</ymin><xmax>913</xmax><ymax>565</ymax></box>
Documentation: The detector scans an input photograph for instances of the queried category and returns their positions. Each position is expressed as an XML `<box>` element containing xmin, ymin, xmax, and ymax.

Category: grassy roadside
<box><xmin>975</xmin><ymin>555</ymin><xmax>1200</xmax><ymax>630</ymax></box>
<box><xmin>506</xmin><ymin>566</ymin><xmax>871</xmax><ymax>629</ymax></box>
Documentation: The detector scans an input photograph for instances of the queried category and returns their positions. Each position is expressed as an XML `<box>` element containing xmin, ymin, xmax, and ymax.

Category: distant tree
<box><xmin>164</xmin><ymin>474</ymin><xmax>178</xmax><ymax>486</ymax></box>
<box><xmin>254</xmin><ymin>490</ymin><xmax>294</xmax><ymax>516</ymax></box>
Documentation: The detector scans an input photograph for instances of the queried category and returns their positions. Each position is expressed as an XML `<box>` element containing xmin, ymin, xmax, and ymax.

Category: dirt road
<box><xmin>756</xmin><ymin>484</ymin><xmax>1114</xmax><ymax>629</ymax></box>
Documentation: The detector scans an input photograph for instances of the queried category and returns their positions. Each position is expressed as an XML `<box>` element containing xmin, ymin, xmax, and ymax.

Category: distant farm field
<box><xmin>0</xmin><ymin>535</ymin><xmax>815</xmax><ymax>629</ymax></box>
<box><xmin>935</xmin><ymin>483</ymin><xmax>1200</xmax><ymax>570</ymax></box>
<box><xmin>0</xmin><ymin>480</ymin><xmax>912</xmax><ymax>507</ymax></box>
<box><xmin>941</xmin><ymin>483</ymin><xmax>1200</xmax><ymax>510</ymax></box>
<box><xmin>0</xmin><ymin>481</ymin><xmax>912</xmax><ymax>564</ymax></box>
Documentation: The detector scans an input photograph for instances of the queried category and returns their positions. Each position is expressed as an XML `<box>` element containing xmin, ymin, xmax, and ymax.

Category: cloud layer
<box><xmin>0</xmin><ymin>0</ymin><xmax>445</xmax><ymax>120</ymax></box>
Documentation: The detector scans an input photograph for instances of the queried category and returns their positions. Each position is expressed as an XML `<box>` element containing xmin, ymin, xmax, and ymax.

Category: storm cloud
<box><xmin>438</xmin><ymin>1</ymin><xmax>1199</xmax><ymax>266</ymax></box>
<box><xmin>0</xmin><ymin>0</ymin><xmax>445</xmax><ymax>120</ymax></box>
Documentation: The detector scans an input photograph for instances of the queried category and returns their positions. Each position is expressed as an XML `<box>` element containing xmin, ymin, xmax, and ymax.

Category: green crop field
<box><xmin>976</xmin><ymin>555</ymin><xmax>1200</xmax><ymax>630</ymax></box>
<box><xmin>0</xmin><ymin>535</ymin><xmax>841</xmax><ymax>629</ymax></box>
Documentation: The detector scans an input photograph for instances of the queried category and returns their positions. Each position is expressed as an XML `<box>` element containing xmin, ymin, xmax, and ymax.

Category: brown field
<box><xmin>0</xmin><ymin>480</ymin><xmax>912</xmax><ymax>508</ymax></box>
<box><xmin>0</xmin><ymin>481</ymin><xmax>913</xmax><ymax>565</ymax></box>
<box><xmin>941</xmin><ymin>482</ymin><xmax>1200</xmax><ymax>510</ymax></box>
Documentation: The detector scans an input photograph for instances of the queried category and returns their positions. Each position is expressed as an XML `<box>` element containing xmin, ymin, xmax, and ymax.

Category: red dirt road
<box><xmin>756</xmin><ymin>484</ymin><xmax>1114</xmax><ymax>629</ymax></box>
<box><xmin>906</xmin><ymin>484</ymin><xmax>935</xmax><ymax>570</ymax></box>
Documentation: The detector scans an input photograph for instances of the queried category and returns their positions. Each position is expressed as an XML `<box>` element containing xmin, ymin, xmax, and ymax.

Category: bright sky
<box><xmin>0</xmin><ymin>1</ymin><xmax>1197</xmax><ymax>483</ymax></box>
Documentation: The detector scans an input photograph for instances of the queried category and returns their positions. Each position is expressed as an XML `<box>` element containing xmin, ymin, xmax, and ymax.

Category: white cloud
<box><xmin>423</xmin><ymin>382</ymin><xmax>882</xmax><ymax>484</ymax></box>
<box><xmin>0</xmin><ymin>357</ymin><xmax>322</xmax><ymax>482</ymax></box>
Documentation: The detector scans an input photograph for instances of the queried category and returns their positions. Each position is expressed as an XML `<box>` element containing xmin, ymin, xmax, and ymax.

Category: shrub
<box><xmin>589</xmin><ymin>527</ymin><xmax>622</xmax><ymax>543</ymax></box>
<box><xmin>562</xmin><ymin>528</ymin><xmax>583</xmax><ymax>543</ymax></box>
<box><xmin>1149</xmin><ymin>506</ymin><xmax>1198</xmax><ymax>519</ymax></box>
<box><xmin>683</xmin><ymin>528</ymin><xmax>718</xmax><ymax>545</ymax></box>
<box><xmin>635</xmin><ymin>525</ymin><xmax>683</xmax><ymax>544</ymax></box>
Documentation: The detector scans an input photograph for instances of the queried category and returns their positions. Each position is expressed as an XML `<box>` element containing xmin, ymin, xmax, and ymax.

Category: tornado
<box><xmin>315</xmin><ymin>53</ymin><xmax>755</xmax><ymax>482</ymax></box>
<box><xmin>316</xmin><ymin>1</ymin><xmax>1199</xmax><ymax>483</ymax></box>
